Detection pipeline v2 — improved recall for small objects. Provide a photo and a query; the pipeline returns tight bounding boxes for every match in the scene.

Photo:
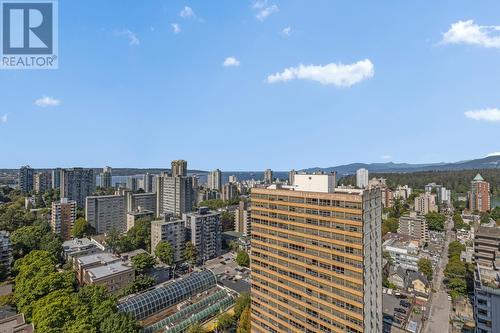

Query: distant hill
[301,155,500,175]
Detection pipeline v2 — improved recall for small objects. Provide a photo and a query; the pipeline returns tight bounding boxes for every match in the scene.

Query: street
[423,217,453,333]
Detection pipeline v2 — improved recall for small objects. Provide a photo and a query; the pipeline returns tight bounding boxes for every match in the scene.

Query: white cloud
[0,114,7,124]
[171,23,181,34]
[223,57,240,67]
[180,6,196,19]
[464,108,500,122]
[34,96,61,107]
[252,0,267,9]
[266,59,374,87]
[282,26,292,36]
[487,152,500,157]
[116,29,139,46]
[256,4,279,21]
[380,155,392,160]
[442,20,500,48]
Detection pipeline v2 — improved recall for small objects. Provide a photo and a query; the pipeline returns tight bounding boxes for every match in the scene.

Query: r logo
[2,2,53,54]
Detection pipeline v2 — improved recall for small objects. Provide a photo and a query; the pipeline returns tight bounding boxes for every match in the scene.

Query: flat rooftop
[76,252,120,266]
[87,262,133,280]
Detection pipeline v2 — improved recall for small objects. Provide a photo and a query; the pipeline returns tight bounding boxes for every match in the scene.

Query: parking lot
[383,291,416,332]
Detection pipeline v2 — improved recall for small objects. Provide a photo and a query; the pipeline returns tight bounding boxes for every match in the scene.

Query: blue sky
[1,0,500,170]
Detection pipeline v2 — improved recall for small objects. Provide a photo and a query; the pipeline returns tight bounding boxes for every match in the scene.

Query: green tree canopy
[425,212,446,231]
[183,241,198,266]
[216,313,233,332]
[186,322,206,333]
[131,253,156,274]
[237,306,251,333]
[155,241,174,266]
[72,217,91,238]
[236,251,250,267]
[417,258,433,280]
[234,292,250,319]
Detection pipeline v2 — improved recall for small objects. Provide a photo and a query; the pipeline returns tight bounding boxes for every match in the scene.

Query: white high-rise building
[86,195,127,233]
[156,173,194,217]
[356,168,369,189]
[207,169,222,191]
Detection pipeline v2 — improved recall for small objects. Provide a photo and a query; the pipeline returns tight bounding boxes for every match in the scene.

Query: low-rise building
[0,313,34,333]
[83,261,135,293]
[62,237,105,261]
[73,252,121,284]
[383,237,420,271]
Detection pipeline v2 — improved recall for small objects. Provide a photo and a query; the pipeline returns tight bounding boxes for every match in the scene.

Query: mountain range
[301,155,500,176]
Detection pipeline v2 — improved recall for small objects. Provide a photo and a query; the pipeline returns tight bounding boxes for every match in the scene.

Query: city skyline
[1,1,500,169]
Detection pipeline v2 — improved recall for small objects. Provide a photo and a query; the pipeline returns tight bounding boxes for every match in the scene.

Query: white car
[447,295,452,301]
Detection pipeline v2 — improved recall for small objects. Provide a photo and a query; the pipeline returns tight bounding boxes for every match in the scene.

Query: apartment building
[150,215,186,263]
[208,169,222,191]
[86,194,127,233]
[398,212,430,245]
[74,252,134,292]
[171,160,187,177]
[184,207,222,264]
[251,174,382,333]
[221,182,238,202]
[60,168,95,208]
[19,165,34,194]
[51,198,77,240]
[469,174,491,213]
[414,192,437,215]
[356,168,368,189]
[34,171,51,193]
[474,226,500,269]
[156,173,194,217]
[235,199,251,236]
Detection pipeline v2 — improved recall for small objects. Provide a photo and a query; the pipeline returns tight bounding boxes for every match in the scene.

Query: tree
[236,251,250,267]
[106,228,121,253]
[186,322,206,333]
[120,275,156,296]
[425,212,446,231]
[100,312,140,333]
[72,217,90,238]
[480,212,491,224]
[216,313,233,332]
[155,241,174,266]
[237,306,251,333]
[417,258,433,280]
[234,292,250,319]
[382,217,399,235]
[31,289,80,332]
[131,253,156,274]
[183,241,198,266]
[221,211,235,231]
[14,250,75,319]
[388,197,406,218]
[452,213,469,231]
[448,241,466,259]
[228,240,240,252]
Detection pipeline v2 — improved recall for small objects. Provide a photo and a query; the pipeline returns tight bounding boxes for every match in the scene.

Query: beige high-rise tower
[171,160,187,177]
[250,174,382,333]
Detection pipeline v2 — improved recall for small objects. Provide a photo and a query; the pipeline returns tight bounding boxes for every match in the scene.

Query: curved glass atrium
[118,269,217,320]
